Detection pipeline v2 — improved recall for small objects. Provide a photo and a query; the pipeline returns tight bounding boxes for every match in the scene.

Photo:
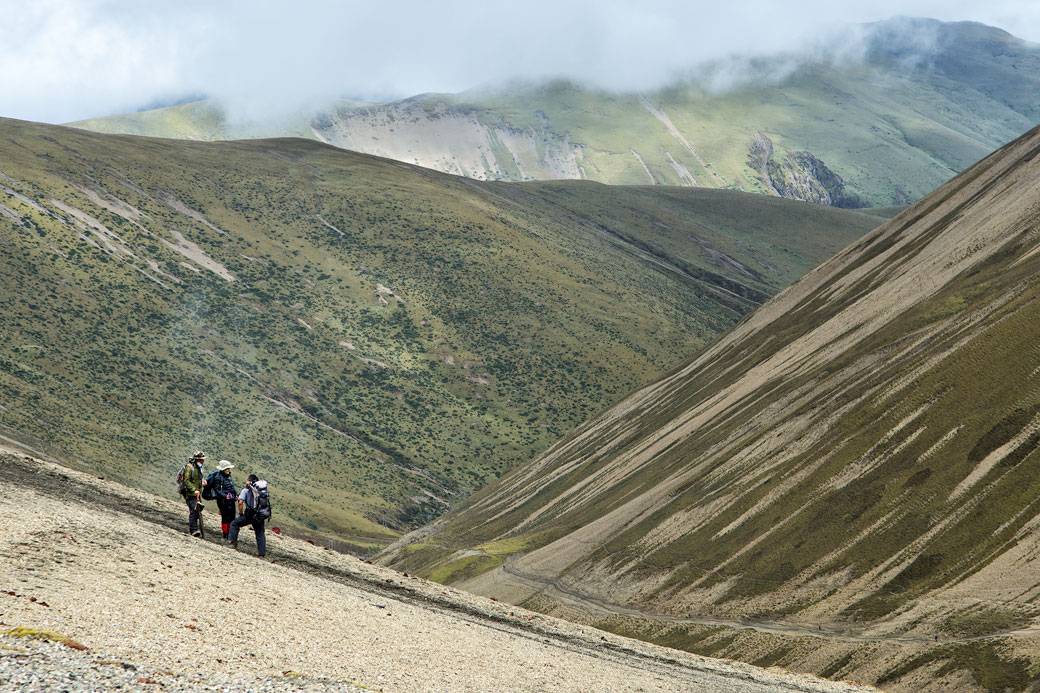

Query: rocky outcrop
[748,132,863,208]
[313,100,584,181]
[747,131,776,192]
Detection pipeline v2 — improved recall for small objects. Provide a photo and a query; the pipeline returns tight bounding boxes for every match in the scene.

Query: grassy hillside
[0,118,877,546]
[71,19,1040,208]
[71,99,316,141]
[383,124,1040,689]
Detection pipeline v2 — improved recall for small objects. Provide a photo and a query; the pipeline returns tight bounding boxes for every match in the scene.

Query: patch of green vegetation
[388,543,456,577]
[942,606,1031,638]
[478,536,534,556]
[968,406,1040,463]
[878,642,1032,692]
[4,627,88,651]
[591,618,740,658]
[427,552,504,584]
[818,651,856,680]
[750,643,799,668]
[402,542,435,555]
[414,535,535,582]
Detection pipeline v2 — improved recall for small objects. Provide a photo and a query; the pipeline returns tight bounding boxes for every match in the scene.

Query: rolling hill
[71,19,1040,208]
[0,118,878,546]
[381,123,1040,690]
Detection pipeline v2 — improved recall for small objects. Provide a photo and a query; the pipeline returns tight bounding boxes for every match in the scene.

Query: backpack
[202,470,219,500]
[249,481,272,520]
[176,464,188,496]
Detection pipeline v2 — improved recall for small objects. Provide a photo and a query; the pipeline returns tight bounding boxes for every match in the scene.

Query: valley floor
[0,452,874,692]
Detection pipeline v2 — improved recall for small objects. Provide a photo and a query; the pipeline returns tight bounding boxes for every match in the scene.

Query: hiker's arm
[237,499,244,516]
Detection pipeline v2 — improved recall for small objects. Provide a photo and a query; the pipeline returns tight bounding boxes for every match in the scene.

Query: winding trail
[499,558,1040,646]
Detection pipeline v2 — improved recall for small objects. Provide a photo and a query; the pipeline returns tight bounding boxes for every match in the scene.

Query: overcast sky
[2,0,1039,124]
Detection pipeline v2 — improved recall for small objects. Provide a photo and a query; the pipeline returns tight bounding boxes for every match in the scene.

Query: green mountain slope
[383,125,1040,689]
[0,118,877,545]
[71,19,1040,208]
[71,99,317,141]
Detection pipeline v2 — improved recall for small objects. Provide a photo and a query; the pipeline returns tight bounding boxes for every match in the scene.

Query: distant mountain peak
[70,18,1040,209]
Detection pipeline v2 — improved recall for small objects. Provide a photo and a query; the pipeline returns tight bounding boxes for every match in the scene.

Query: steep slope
[71,19,1040,208]
[0,452,873,693]
[0,118,877,544]
[385,124,1040,688]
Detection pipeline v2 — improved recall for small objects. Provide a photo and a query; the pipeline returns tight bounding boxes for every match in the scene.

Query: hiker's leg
[222,499,235,536]
[185,495,199,534]
[253,519,266,557]
[216,498,233,537]
[229,514,249,543]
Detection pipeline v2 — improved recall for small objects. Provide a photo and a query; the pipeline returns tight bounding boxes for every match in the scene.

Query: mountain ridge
[70,18,1040,208]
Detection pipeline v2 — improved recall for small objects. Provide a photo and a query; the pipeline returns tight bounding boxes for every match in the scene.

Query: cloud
[2,0,1039,124]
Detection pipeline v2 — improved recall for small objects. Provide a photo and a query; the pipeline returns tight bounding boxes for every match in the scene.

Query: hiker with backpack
[229,473,271,556]
[204,460,237,540]
[178,451,208,537]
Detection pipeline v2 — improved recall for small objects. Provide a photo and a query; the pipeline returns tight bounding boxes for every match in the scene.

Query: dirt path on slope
[499,557,1040,646]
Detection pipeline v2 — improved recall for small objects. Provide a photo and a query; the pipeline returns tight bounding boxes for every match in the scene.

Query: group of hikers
[178,451,271,557]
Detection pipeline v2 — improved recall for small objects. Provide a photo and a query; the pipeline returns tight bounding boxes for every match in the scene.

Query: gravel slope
[0,452,876,692]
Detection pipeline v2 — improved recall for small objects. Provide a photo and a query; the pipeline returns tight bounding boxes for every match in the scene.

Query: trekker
[207,460,237,540]
[229,473,269,557]
[181,451,207,537]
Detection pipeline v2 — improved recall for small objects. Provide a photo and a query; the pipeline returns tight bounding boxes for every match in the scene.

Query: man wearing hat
[209,460,238,540]
[181,451,207,537]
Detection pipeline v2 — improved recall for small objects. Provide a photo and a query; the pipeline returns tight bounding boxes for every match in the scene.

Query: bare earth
[0,452,875,692]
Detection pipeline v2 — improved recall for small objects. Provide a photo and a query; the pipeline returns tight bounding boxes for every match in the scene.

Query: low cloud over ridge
[2,0,1040,124]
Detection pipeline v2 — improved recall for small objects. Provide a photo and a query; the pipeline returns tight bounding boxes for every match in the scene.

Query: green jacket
[182,461,204,495]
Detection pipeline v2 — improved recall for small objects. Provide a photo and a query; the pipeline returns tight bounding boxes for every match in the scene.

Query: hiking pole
[197,500,206,539]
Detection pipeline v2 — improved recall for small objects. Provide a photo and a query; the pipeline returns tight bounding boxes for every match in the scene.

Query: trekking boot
[232,540,238,550]
[191,530,201,538]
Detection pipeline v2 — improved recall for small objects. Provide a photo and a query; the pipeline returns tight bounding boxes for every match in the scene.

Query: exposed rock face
[747,131,776,190]
[313,100,585,181]
[748,132,863,208]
